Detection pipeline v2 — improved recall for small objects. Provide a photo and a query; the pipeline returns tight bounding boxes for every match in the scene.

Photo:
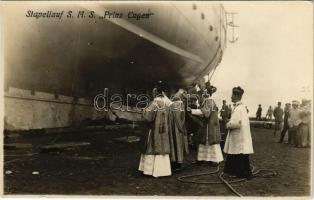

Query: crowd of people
[255,105,275,121]
[256,100,311,148]
[277,100,311,148]
[138,80,254,180]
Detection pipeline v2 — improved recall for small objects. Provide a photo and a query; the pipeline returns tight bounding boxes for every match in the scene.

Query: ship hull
[5,2,226,97]
[3,2,227,129]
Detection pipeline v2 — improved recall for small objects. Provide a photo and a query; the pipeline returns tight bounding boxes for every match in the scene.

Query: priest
[138,81,172,177]
[168,88,189,171]
[191,83,223,166]
[223,86,254,179]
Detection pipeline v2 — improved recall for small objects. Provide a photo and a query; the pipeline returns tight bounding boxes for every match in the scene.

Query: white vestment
[138,154,171,177]
[223,102,254,154]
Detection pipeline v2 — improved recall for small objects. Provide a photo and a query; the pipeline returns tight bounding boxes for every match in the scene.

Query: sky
[210,2,313,117]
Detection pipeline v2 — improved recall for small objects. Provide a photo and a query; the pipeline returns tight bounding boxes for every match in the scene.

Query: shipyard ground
[4,126,311,197]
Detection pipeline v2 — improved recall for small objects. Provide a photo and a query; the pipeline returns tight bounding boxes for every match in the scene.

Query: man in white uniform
[223,87,254,179]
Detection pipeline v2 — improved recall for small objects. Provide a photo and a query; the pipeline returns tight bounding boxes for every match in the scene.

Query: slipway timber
[3,2,227,130]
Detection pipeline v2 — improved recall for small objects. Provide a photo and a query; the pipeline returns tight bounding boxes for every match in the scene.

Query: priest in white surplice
[223,87,254,179]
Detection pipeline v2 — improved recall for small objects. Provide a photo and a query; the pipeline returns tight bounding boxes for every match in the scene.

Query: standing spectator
[224,87,254,179]
[278,103,291,143]
[266,106,273,120]
[295,100,311,148]
[288,101,301,145]
[273,102,284,136]
[220,100,229,135]
[228,104,232,119]
[256,104,262,120]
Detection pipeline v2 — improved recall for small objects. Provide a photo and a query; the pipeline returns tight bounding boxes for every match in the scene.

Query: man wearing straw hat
[288,100,301,145]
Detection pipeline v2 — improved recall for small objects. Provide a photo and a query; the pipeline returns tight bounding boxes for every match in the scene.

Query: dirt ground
[3,126,311,197]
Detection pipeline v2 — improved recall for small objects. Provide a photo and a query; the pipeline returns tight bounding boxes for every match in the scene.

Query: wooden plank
[113,136,140,143]
[4,143,33,150]
[40,142,91,152]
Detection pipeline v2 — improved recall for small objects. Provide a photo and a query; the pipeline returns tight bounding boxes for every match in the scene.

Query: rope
[177,163,277,197]
[177,165,221,184]
[208,64,218,82]
[218,172,244,197]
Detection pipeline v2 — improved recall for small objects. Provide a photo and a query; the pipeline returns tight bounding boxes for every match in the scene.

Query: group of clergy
[138,80,254,180]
